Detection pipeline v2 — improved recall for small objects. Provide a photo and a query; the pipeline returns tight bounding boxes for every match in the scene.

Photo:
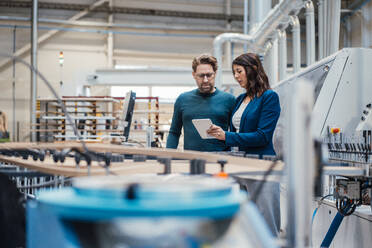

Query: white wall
[2,0,372,141]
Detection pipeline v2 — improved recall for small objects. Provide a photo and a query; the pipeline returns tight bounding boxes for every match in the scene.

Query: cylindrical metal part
[290,15,301,74]
[305,1,315,66]
[213,0,305,88]
[243,0,249,52]
[278,30,287,81]
[30,0,38,142]
[318,0,324,59]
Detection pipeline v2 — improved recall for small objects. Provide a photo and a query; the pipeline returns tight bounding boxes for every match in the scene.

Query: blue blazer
[225,89,281,157]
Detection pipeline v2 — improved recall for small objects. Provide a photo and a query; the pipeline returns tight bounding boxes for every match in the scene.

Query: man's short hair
[192,54,218,72]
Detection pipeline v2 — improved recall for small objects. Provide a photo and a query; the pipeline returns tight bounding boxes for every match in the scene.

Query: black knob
[32,152,38,161]
[39,150,45,161]
[157,157,171,174]
[104,153,112,167]
[126,183,139,200]
[52,152,59,163]
[217,159,227,172]
[74,153,81,165]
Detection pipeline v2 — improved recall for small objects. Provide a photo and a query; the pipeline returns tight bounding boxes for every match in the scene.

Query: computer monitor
[121,91,136,142]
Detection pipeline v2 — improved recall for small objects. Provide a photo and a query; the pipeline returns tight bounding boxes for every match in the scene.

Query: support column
[30,0,38,142]
[12,27,16,141]
[107,0,114,68]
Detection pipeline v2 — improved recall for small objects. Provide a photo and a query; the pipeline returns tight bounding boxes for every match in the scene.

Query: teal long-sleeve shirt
[166,88,235,151]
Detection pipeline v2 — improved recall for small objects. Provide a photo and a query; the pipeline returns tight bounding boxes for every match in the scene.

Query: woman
[207,52,280,158]
[207,53,281,236]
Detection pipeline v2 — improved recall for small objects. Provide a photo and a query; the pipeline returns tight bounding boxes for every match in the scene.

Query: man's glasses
[196,73,215,79]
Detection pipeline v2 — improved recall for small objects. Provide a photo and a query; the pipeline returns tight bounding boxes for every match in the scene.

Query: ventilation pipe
[290,15,301,74]
[264,38,278,86]
[278,30,287,81]
[318,0,324,59]
[249,0,275,85]
[327,0,341,55]
[243,0,249,52]
[305,0,315,66]
[213,0,305,88]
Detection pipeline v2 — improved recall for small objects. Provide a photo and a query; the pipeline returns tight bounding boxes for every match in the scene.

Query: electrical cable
[336,196,357,216]
[311,194,334,226]
[249,159,280,203]
[0,53,115,175]
[310,194,334,247]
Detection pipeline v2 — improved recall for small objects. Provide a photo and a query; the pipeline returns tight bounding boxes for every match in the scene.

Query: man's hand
[207,124,225,141]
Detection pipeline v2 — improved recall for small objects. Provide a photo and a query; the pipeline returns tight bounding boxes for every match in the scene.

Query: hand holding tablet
[192,119,215,139]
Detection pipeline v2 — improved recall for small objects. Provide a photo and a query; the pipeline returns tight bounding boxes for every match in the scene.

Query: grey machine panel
[273,48,372,155]
[273,48,372,248]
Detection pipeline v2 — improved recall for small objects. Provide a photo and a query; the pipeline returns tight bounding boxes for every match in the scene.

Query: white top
[232,102,248,132]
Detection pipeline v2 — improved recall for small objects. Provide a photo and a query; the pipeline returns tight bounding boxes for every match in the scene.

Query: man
[166,54,235,151]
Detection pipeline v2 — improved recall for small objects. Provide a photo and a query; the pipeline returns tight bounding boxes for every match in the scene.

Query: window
[152,86,195,102]
[111,86,149,98]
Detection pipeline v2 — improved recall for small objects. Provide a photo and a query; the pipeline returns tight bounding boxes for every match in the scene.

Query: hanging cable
[0,53,115,175]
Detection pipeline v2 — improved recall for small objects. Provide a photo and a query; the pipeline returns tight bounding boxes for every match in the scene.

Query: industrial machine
[27,174,276,248]
[4,47,372,247]
[274,48,372,247]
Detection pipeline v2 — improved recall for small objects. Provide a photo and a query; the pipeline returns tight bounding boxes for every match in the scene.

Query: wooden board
[38,98,119,102]
[0,142,283,177]
[30,129,123,132]
[0,142,364,178]
[0,155,275,177]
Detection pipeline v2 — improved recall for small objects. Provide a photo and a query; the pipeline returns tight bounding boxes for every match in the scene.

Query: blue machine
[27,174,275,248]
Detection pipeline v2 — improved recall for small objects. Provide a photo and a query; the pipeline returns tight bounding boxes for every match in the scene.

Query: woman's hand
[207,124,225,141]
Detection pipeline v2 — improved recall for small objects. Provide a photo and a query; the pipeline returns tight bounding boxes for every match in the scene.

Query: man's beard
[198,83,214,93]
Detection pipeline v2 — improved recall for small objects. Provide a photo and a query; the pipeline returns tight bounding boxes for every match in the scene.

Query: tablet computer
[192,118,215,139]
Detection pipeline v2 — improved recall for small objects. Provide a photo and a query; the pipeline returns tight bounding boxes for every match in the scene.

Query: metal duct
[0,1,243,21]
[243,0,249,52]
[290,15,301,74]
[326,0,341,56]
[213,0,305,88]
[278,30,287,81]
[318,0,341,58]
[264,38,278,86]
[305,0,315,66]
[318,0,325,59]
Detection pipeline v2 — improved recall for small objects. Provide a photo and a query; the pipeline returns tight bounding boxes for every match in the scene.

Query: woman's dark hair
[232,53,271,98]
